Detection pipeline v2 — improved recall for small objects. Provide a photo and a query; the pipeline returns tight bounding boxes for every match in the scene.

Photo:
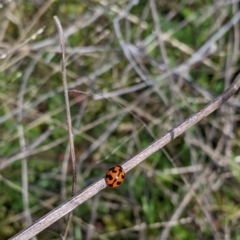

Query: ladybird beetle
[105,165,125,188]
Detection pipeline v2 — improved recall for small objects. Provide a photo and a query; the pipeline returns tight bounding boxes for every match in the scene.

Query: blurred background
[1,0,240,239]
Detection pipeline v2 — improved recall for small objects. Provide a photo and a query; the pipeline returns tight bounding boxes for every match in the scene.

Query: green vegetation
[1,0,240,239]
